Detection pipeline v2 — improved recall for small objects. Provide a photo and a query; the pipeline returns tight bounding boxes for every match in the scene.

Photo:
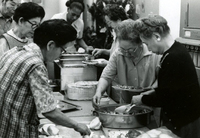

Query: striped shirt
[0,43,57,138]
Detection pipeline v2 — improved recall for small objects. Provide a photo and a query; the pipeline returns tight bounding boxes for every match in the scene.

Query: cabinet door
[188,0,200,28]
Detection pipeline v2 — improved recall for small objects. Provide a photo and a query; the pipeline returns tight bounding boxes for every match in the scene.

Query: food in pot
[125,130,142,138]
[101,108,151,115]
[107,129,142,138]
[116,85,135,89]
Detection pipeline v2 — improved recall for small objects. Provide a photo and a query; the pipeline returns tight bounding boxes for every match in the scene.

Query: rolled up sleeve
[29,65,57,114]
[101,51,118,81]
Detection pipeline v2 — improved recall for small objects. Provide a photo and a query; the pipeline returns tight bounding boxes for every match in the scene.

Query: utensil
[114,104,136,114]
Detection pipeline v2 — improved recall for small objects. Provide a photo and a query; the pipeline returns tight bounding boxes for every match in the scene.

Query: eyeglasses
[119,47,138,54]
[27,20,40,30]
[61,46,67,53]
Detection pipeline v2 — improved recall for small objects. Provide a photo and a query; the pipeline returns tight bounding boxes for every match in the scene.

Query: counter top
[39,92,158,137]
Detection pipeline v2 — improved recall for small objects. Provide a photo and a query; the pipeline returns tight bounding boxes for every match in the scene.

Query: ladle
[114,104,136,114]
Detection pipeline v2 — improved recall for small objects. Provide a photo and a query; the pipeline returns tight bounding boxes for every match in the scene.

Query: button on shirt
[101,44,161,103]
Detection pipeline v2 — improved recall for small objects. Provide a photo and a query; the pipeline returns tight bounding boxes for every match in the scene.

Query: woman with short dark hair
[0,2,45,56]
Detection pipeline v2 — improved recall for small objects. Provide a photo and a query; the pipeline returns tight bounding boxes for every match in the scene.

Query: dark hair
[13,2,45,23]
[115,19,142,44]
[33,19,77,48]
[135,14,170,39]
[103,4,128,22]
[65,0,85,12]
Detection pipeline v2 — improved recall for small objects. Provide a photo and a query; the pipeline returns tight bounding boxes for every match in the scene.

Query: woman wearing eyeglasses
[0,2,45,56]
[92,19,161,105]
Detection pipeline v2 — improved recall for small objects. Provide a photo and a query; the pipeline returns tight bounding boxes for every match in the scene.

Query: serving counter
[39,92,158,138]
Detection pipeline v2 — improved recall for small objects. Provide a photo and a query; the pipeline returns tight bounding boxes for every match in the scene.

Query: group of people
[0,0,200,138]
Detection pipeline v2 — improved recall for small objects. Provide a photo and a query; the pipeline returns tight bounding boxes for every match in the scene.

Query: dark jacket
[142,41,200,128]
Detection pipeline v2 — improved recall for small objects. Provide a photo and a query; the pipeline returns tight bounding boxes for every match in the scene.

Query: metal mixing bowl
[94,104,153,129]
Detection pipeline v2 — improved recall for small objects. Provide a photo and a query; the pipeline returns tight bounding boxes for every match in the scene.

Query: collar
[7,29,28,43]
[23,43,44,61]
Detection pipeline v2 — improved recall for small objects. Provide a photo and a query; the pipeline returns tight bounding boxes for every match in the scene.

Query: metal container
[59,53,88,67]
[94,104,153,129]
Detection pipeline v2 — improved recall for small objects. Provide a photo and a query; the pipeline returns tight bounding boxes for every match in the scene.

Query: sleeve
[0,37,9,57]
[28,65,57,114]
[142,54,180,107]
[73,19,84,39]
[101,51,118,81]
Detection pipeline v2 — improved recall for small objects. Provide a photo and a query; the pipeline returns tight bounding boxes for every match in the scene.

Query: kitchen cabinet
[180,0,200,40]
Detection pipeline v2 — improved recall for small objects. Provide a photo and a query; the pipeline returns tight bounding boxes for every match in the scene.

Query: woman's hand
[92,92,102,109]
[92,48,105,58]
[131,95,143,105]
[95,59,108,67]
[74,123,91,136]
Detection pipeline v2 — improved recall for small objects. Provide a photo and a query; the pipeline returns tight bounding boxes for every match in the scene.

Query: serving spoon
[114,104,136,114]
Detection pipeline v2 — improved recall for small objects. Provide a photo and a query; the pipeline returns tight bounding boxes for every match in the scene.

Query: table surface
[39,92,158,137]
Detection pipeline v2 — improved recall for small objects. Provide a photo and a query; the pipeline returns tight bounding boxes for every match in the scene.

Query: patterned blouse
[0,43,57,138]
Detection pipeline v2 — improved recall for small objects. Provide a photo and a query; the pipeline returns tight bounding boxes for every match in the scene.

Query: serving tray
[38,100,81,118]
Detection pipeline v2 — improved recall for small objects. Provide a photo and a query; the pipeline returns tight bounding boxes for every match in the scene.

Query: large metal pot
[94,104,153,129]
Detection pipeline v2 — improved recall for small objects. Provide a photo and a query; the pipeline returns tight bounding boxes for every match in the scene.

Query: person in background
[0,19,91,138]
[92,4,128,65]
[92,4,129,103]
[0,0,20,36]
[132,14,200,138]
[0,2,45,56]
[51,0,93,53]
[92,19,161,106]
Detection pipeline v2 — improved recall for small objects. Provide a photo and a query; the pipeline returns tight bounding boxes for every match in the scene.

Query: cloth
[0,43,57,138]
[101,44,161,103]
[142,41,200,136]
[51,11,84,53]
[0,13,13,36]
[0,29,30,56]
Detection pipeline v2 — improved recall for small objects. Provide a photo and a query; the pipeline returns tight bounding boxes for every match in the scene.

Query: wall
[159,0,181,39]
[42,0,68,21]
[134,0,159,17]
[134,0,181,39]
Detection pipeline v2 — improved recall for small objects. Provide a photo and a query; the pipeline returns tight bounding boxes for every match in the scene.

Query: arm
[43,109,90,135]
[92,78,111,107]
[76,38,93,53]
[93,52,118,107]
[92,48,110,58]
[29,66,90,135]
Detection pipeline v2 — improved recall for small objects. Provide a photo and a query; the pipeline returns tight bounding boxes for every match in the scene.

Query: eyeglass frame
[60,46,67,53]
[119,46,138,54]
[26,20,40,30]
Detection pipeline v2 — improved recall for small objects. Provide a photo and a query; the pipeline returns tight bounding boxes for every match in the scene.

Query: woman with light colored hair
[93,19,161,105]
[132,14,200,138]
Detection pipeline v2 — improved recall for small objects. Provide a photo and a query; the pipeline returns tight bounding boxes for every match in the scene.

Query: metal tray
[38,100,81,118]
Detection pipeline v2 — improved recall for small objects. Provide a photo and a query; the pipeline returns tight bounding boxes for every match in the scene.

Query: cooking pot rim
[95,104,153,116]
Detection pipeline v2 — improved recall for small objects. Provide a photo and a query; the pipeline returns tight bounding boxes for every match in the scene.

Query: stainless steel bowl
[94,104,153,129]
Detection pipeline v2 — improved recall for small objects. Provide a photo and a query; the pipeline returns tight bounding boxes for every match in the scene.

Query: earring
[157,38,161,41]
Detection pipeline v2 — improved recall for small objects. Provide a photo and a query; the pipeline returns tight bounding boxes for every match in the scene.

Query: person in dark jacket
[132,14,200,138]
